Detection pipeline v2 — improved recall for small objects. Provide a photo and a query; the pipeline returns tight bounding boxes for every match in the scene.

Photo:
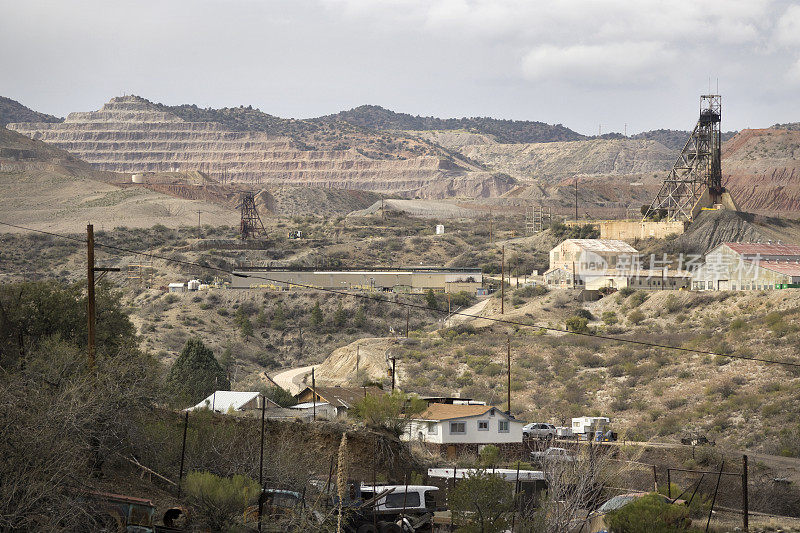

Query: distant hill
[631,129,737,151]
[316,104,586,143]
[772,122,800,131]
[0,96,62,127]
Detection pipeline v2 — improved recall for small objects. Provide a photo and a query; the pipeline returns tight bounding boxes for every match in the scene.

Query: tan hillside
[0,127,238,233]
[419,132,675,182]
[7,96,514,199]
[722,128,800,216]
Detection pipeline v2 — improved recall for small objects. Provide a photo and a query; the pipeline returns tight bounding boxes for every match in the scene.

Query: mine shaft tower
[644,94,724,222]
[238,191,267,239]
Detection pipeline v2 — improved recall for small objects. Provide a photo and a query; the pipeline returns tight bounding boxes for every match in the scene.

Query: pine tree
[333,302,347,328]
[166,338,230,404]
[272,303,286,331]
[425,289,438,310]
[310,301,324,329]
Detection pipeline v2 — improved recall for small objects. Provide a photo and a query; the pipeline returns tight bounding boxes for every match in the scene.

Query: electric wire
[2,219,799,369]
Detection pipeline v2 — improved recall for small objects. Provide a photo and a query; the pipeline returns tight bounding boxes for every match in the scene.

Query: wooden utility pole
[87,224,96,370]
[742,455,749,532]
[405,308,409,338]
[390,357,396,392]
[258,397,266,532]
[501,245,505,314]
[506,336,511,414]
[197,209,201,237]
[178,410,188,496]
[312,368,316,421]
[356,345,360,377]
[574,178,578,221]
[86,224,119,370]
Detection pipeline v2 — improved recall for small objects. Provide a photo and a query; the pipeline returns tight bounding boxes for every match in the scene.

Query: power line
[2,219,799,369]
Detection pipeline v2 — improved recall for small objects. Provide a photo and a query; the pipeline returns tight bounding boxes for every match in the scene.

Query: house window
[427,422,437,435]
[450,422,466,434]
[498,420,510,433]
[478,420,489,431]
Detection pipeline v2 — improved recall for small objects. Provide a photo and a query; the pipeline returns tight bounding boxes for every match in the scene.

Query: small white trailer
[571,416,610,437]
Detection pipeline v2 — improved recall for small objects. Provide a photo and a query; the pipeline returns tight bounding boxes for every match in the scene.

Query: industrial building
[230,267,483,293]
[692,242,800,290]
[545,239,692,290]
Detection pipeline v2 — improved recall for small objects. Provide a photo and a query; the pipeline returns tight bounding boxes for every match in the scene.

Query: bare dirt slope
[0,127,238,233]
[723,128,800,216]
[666,209,800,254]
[314,337,399,385]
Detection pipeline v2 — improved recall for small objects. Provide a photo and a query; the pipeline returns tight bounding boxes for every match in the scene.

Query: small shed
[168,283,186,293]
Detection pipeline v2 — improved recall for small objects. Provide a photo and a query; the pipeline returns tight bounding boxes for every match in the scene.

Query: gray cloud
[1,0,799,134]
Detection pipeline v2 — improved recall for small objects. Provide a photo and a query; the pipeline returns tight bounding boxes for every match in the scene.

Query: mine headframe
[643,95,723,223]
[237,191,267,239]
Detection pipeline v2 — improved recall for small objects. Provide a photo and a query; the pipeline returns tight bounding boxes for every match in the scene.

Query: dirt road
[272,364,318,395]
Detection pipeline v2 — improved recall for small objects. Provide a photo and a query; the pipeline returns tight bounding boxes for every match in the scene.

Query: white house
[187,391,279,414]
[289,401,338,420]
[168,282,186,293]
[403,404,523,445]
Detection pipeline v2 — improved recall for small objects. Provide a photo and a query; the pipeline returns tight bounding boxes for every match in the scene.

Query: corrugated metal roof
[745,260,800,276]
[414,403,503,421]
[188,391,276,412]
[297,386,384,408]
[724,243,800,256]
[565,239,639,254]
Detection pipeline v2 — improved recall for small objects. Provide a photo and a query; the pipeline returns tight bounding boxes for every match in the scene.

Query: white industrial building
[692,242,800,290]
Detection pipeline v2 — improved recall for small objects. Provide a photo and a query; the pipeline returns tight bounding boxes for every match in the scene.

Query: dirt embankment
[723,128,800,216]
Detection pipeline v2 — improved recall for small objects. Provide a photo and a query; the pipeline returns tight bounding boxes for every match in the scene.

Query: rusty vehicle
[83,491,156,533]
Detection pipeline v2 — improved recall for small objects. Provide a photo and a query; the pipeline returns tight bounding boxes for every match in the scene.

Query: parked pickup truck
[530,447,575,464]
[523,422,557,439]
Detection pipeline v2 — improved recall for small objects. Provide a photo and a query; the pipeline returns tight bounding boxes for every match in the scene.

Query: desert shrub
[350,391,426,436]
[627,309,645,325]
[450,291,475,308]
[478,445,500,467]
[576,351,603,368]
[515,284,548,298]
[450,470,513,533]
[618,287,635,297]
[604,493,691,533]
[628,291,648,307]
[729,317,746,330]
[565,316,589,333]
[184,471,260,531]
[602,311,618,325]
[575,308,594,320]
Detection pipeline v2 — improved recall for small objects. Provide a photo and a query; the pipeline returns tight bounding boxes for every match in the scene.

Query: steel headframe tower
[238,191,267,239]
[644,94,723,222]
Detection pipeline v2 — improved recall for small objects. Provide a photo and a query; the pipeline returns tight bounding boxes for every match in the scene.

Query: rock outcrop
[7,96,513,199]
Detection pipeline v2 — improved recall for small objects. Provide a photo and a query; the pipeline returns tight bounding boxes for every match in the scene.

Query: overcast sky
[2,0,800,135]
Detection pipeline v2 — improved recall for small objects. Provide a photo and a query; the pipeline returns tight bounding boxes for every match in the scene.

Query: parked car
[530,447,575,464]
[523,422,557,439]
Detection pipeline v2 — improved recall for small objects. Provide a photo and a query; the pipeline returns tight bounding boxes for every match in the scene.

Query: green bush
[604,493,692,533]
[575,308,594,320]
[426,289,438,310]
[618,287,635,297]
[602,311,618,325]
[628,309,645,325]
[450,470,513,533]
[565,316,589,333]
[629,291,649,307]
[184,471,260,531]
